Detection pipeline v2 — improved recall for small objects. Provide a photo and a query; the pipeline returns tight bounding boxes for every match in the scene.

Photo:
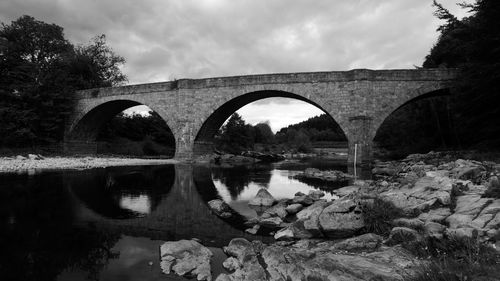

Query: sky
[0,0,471,132]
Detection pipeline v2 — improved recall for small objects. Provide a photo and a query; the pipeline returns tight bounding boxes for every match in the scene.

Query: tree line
[215,112,346,154]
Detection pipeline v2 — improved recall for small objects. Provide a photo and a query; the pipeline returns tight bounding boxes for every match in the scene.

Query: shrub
[362,197,403,236]
[404,236,500,281]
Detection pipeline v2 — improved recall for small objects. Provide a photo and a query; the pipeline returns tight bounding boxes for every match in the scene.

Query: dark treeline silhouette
[215,112,346,154]
[376,0,500,158]
[0,16,127,150]
[97,111,175,156]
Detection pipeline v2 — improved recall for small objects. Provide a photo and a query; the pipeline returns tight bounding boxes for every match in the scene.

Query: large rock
[392,218,425,230]
[208,199,232,218]
[318,197,365,238]
[217,239,267,281]
[333,185,361,197]
[248,188,276,206]
[418,207,451,223]
[330,233,383,252]
[308,190,325,200]
[263,201,288,218]
[292,194,315,206]
[296,200,329,236]
[424,222,446,239]
[386,227,422,245]
[274,220,314,240]
[380,173,454,215]
[160,239,213,281]
[261,243,418,281]
[285,203,303,215]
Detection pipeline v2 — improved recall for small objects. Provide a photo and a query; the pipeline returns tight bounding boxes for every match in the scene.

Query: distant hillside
[275,114,347,142]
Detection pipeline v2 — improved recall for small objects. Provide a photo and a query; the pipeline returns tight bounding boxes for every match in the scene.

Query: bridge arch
[372,86,451,141]
[371,87,452,158]
[66,99,176,155]
[192,90,348,156]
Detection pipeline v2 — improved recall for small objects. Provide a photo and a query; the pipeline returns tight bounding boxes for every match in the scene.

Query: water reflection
[211,166,339,218]
[0,161,354,281]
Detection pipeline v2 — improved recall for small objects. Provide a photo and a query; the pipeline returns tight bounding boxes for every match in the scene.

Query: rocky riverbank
[0,155,177,174]
[164,152,500,281]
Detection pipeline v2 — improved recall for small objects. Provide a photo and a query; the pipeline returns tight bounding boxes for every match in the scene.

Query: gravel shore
[0,156,178,174]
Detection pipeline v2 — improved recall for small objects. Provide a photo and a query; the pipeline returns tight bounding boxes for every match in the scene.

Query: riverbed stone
[160,239,213,281]
[222,257,241,271]
[333,185,361,197]
[261,243,418,281]
[245,224,260,235]
[418,207,451,223]
[259,217,283,228]
[248,188,276,206]
[263,201,288,218]
[292,194,315,206]
[392,218,425,230]
[218,239,267,281]
[330,233,383,252]
[285,203,303,214]
[296,200,329,236]
[274,220,314,240]
[308,190,325,200]
[318,197,365,238]
[386,227,422,245]
[424,222,446,239]
[208,199,232,218]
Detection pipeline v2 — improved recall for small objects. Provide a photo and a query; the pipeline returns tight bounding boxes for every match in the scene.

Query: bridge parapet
[74,68,457,99]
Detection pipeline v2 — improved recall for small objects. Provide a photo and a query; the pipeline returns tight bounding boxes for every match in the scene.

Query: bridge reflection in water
[66,164,268,247]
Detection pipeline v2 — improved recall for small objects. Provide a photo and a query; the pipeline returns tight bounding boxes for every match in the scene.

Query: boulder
[330,233,383,252]
[222,257,240,271]
[418,208,451,223]
[296,200,329,236]
[160,239,213,281]
[274,220,314,240]
[292,194,315,206]
[318,197,365,238]
[245,224,260,235]
[259,217,283,228]
[308,190,325,200]
[261,243,418,281]
[208,199,232,218]
[445,227,478,239]
[333,185,361,197]
[218,239,267,281]
[263,201,288,218]
[386,227,422,245]
[248,188,276,206]
[285,203,303,215]
[424,222,446,239]
[392,218,425,230]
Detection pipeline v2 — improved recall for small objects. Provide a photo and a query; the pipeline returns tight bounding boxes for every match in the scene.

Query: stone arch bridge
[65,68,456,164]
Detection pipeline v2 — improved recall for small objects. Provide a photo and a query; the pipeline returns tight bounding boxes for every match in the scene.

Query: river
[0,160,366,281]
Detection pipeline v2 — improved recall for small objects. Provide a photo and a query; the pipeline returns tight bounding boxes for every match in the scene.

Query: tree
[424,0,500,149]
[254,122,275,144]
[0,15,127,148]
[71,34,127,88]
[216,113,255,154]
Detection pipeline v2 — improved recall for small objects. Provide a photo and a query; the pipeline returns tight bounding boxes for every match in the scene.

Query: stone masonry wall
[66,69,457,163]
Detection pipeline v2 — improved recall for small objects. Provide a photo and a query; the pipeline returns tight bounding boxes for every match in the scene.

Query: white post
[353,143,358,179]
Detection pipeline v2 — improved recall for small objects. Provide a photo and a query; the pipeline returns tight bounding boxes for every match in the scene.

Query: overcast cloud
[0,0,470,130]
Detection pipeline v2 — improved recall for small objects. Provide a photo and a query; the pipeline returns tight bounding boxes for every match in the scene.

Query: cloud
[0,0,471,84]
[237,98,324,132]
